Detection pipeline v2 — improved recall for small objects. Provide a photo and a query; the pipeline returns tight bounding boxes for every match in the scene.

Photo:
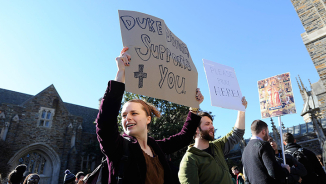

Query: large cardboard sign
[258,73,296,118]
[203,59,245,111]
[119,10,198,107]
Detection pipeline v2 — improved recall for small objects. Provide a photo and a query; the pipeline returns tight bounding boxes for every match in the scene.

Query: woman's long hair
[127,99,161,130]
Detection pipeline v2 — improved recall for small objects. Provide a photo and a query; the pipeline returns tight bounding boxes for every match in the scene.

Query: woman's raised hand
[115,47,131,83]
[116,47,131,70]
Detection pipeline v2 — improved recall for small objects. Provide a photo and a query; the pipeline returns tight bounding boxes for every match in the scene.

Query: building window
[81,154,96,172]
[19,152,47,174]
[38,107,55,127]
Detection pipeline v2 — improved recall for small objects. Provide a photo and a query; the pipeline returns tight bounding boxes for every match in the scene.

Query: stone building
[0,85,100,184]
[290,0,326,152]
[290,0,326,118]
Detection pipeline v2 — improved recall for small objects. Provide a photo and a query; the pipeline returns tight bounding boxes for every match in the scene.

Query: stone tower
[291,1,326,118]
[291,0,326,87]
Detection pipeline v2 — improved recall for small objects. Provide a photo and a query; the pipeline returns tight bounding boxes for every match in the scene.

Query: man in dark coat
[242,120,290,184]
[283,132,326,184]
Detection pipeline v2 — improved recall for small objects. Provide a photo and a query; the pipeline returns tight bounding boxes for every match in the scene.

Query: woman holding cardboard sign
[95,47,204,184]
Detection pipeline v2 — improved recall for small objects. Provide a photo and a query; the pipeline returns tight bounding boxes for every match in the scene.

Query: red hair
[128,99,161,118]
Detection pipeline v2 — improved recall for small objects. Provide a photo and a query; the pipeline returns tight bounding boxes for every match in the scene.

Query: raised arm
[214,97,247,155]
[115,47,130,83]
[96,81,125,157]
[96,47,130,158]
[234,96,247,130]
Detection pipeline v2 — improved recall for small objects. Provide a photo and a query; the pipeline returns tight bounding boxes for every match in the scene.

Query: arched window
[19,152,47,174]
[41,110,46,119]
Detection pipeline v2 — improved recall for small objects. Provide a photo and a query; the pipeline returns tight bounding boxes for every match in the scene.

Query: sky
[0,1,320,139]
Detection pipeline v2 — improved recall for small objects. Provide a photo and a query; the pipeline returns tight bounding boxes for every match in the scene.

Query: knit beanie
[8,164,27,184]
[64,170,76,184]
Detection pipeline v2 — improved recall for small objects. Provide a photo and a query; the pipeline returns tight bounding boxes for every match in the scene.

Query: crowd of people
[4,47,326,184]
[4,166,86,184]
[5,165,41,184]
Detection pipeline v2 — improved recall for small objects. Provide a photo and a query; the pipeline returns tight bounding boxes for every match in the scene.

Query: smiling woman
[95,47,204,184]
[122,99,160,136]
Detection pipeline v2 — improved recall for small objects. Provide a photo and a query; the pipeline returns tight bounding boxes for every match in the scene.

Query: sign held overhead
[203,59,245,111]
[119,10,198,107]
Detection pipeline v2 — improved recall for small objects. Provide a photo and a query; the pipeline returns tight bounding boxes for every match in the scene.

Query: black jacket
[284,143,326,184]
[242,139,289,184]
[274,151,307,184]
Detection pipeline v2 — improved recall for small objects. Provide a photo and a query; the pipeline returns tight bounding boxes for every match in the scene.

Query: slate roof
[0,87,98,134]
[0,88,32,105]
[64,103,98,134]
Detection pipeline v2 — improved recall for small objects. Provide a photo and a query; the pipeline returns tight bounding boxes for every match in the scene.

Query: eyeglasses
[268,138,275,142]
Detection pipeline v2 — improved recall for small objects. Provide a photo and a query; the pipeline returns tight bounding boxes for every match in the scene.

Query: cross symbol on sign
[134,64,147,88]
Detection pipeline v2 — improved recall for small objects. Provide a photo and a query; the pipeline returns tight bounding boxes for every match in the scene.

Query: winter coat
[242,139,289,184]
[284,143,326,184]
[274,151,307,184]
[178,128,245,184]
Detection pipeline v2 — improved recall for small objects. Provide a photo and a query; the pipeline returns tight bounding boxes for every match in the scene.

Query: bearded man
[178,97,247,184]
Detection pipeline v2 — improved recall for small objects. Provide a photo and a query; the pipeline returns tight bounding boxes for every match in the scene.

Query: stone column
[71,131,76,148]
[311,112,326,149]
[0,122,10,141]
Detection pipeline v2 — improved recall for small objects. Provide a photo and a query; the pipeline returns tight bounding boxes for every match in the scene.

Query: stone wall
[291,0,326,89]
[291,0,326,34]
[0,84,100,184]
[305,36,326,87]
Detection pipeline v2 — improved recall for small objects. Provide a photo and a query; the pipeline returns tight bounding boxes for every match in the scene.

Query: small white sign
[203,59,245,111]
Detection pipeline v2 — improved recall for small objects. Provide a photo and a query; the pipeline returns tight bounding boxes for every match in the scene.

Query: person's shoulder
[211,141,223,150]
[182,148,197,158]
[180,151,197,164]
[249,139,266,147]
[302,147,313,153]
[302,148,317,157]
[252,140,272,153]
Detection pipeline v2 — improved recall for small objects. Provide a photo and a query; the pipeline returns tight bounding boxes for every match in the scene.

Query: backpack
[84,138,130,184]
[285,148,318,179]
[287,148,313,170]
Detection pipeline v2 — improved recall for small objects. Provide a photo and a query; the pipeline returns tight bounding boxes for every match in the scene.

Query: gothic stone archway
[8,143,60,184]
